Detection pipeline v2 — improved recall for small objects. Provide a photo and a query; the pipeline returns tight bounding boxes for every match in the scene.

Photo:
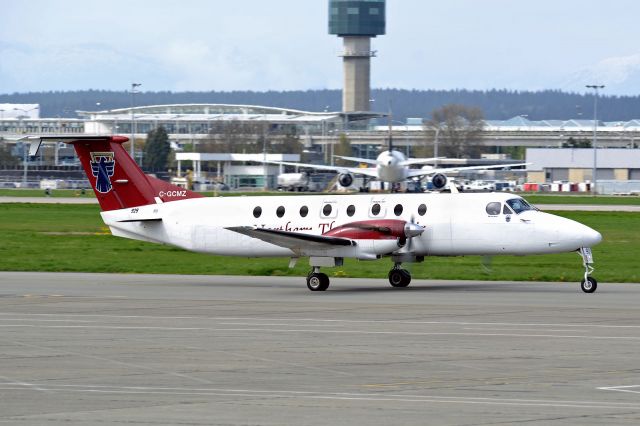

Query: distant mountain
[2,88,639,122]
[561,53,640,96]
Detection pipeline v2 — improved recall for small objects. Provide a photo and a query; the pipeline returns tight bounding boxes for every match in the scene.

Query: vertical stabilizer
[28,136,203,211]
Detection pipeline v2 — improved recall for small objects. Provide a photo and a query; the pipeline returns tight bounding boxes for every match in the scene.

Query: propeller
[402,214,424,252]
[401,214,425,275]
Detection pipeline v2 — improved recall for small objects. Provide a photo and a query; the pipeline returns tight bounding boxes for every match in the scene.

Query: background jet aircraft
[262,117,527,190]
[263,150,527,190]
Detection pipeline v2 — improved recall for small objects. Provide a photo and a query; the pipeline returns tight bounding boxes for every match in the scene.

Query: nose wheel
[578,248,597,293]
[388,264,411,288]
[581,276,597,293]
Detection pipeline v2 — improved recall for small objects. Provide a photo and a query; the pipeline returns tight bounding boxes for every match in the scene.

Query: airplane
[27,135,602,293]
[259,135,528,191]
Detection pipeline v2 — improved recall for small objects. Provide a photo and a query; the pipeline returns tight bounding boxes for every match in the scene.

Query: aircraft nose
[582,226,602,247]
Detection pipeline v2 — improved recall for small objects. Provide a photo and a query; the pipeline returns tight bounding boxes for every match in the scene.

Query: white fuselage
[374,150,409,183]
[101,193,602,260]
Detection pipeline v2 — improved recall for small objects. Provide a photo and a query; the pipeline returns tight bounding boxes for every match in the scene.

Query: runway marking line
[1,382,640,410]
[463,327,590,333]
[599,385,640,394]
[1,323,640,341]
[0,312,639,329]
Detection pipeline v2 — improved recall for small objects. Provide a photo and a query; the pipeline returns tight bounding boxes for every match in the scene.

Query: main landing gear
[307,267,330,291]
[388,263,411,288]
[578,247,597,293]
[305,258,344,291]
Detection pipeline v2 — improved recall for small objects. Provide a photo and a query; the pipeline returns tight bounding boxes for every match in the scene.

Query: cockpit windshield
[506,198,536,214]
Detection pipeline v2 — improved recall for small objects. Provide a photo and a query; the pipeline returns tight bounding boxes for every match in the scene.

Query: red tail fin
[30,136,202,211]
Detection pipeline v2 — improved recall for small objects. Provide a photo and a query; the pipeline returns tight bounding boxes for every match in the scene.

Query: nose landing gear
[578,247,597,293]
[581,276,597,293]
[388,263,411,288]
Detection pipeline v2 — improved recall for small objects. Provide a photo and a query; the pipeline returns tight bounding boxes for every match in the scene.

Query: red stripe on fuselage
[323,219,407,240]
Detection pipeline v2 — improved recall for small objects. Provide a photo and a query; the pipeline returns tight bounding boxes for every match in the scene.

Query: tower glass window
[328,0,386,36]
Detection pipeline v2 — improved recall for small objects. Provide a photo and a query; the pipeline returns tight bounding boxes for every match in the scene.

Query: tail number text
[159,190,187,198]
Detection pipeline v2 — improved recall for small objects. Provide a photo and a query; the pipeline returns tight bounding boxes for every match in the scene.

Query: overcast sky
[2,0,640,95]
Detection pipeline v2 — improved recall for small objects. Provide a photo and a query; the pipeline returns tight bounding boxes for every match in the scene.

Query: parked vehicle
[462,180,496,192]
[277,173,310,192]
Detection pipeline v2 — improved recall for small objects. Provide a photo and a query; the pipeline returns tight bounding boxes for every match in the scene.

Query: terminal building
[526,148,640,194]
[2,103,640,191]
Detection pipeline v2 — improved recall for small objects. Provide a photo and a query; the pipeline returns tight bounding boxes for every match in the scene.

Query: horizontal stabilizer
[116,218,162,223]
[23,135,129,156]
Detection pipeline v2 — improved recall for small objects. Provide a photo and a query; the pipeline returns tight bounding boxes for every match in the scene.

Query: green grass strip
[0,203,636,283]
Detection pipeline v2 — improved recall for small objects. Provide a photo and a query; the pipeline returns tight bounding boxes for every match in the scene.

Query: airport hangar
[2,103,640,189]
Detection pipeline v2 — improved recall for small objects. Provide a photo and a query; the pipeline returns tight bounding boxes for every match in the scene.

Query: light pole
[130,83,142,162]
[263,129,268,191]
[586,84,604,194]
[433,127,440,167]
[95,102,101,135]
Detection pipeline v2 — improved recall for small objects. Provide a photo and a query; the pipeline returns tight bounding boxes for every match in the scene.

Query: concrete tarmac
[1,272,640,425]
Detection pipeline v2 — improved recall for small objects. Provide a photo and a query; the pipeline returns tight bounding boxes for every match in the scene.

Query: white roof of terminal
[0,103,40,119]
[77,103,343,123]
[175,153,300,162]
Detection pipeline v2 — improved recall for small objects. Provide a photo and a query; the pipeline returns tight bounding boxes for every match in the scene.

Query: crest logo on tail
[90,152,115,193]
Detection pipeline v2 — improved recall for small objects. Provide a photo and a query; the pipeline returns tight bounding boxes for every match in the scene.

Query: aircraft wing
[261,160,380,178]
[333,155,381,166]
[406,162,530,178]
[226,226,354,251]
[399,157,443,166]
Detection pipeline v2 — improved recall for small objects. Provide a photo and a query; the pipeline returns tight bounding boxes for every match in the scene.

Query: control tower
[329,0,385,112]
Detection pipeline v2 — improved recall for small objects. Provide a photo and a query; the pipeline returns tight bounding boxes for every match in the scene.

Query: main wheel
[400,269,411,286]
[581,276,597,293]
[388,269,411,288]
[307,272,330,291]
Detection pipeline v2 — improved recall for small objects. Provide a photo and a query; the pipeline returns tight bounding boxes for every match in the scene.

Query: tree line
[2,88,639,122]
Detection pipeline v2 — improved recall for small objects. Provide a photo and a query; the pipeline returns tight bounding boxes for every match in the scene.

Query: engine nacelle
[338,173,354,187]
[431,173,448,189]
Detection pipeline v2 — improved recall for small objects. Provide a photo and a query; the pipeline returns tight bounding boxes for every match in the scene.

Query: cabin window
[276,206,285,218]
[503,204,513,215]
[300,206,308,217]
[506,198,535,214]
[418,204,427,216]
[346,204,356,217]
[371,203,381,216]
[394,204,403,216]
[323,204,332,216]
[486,202,501,215]
[253,206,262,218]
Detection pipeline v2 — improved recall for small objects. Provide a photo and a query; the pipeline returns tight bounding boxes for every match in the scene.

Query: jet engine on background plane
[431,173,448,189]
[338,173,354,187]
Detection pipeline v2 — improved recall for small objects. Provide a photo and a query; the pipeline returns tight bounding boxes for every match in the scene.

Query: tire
[307,272,330,291]
[581,277,597,293]
[389,269,410,288]
[400,269,411,286]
